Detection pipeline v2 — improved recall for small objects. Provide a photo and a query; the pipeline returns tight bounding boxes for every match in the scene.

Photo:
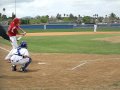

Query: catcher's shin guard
[20,58,32,72]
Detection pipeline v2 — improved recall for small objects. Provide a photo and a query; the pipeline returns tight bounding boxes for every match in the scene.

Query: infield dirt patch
[26,32,120,36]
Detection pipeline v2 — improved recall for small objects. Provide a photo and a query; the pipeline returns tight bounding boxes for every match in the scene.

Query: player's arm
[23,50,30,58]
[17,31,25,36]
[17,26,26,36]
[19,27,26,35]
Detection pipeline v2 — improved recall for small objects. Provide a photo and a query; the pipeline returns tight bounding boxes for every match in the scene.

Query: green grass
[18,34,120,54]
[1,28,120,54]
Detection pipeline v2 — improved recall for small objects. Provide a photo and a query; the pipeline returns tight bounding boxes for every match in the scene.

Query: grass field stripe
[0,46,10,52]
[71,61,87,70]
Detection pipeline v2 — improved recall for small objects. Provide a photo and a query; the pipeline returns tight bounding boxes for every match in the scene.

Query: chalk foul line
[0,46,10,52]
[71,61,87,70]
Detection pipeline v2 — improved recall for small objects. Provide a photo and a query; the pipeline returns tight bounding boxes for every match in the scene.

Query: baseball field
[1,28,120,90]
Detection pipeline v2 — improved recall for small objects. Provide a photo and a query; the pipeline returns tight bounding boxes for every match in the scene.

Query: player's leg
[10,57,32,72]
[5,36,18,61]
[9,36,18,49]
[11,65,17,71]
[19,57,32,72]
[94,24,97,32]
[10,61,18,71]
[10,57,21,71]
[10,55,25,71]
[5,49,14,61]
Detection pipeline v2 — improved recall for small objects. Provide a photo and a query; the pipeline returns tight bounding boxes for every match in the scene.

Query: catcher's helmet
[20,41,27,48]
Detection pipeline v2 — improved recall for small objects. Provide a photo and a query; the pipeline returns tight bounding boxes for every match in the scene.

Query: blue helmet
[20,41,27,48]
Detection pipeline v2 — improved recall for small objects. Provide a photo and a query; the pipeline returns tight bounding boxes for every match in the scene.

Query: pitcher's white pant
[94,24,97,32]
[5,36,18,60]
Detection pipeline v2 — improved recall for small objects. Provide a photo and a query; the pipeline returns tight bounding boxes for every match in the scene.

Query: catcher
[9,41,32,72]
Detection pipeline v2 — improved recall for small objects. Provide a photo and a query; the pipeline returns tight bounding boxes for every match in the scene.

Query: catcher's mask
[20,41,27,48]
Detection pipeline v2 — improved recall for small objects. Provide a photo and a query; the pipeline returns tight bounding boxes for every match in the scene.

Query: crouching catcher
[9,41,32,72]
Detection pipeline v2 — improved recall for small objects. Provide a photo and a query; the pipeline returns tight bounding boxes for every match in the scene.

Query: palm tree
[2,8,6,20]
[94,14,98,19]
[3,8,5,13]
[104,15,109,23]
[78,14,81,19]
[109,13,116,23]
[64,14,66,17]
[67,14,69,17]
[110,13,116,18]
[96,14,98,18]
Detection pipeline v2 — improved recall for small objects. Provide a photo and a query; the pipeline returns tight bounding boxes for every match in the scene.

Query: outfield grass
[1,28,120,54]
[18,34,120,54]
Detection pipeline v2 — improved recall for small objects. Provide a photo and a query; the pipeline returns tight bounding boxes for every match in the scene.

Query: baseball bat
[17,32,26,41]
[17,36,22,41]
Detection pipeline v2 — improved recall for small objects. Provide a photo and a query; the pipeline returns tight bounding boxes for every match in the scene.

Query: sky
[0,0,120,18]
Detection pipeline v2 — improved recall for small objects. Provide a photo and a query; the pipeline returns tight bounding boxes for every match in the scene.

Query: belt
[14,54,25,58]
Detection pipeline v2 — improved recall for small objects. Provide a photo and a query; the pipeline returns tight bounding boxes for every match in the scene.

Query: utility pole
[15,0,16,17]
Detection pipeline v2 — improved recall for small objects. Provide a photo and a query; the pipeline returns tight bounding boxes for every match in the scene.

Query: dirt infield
[1,32,120,90]
[26,32,120,36]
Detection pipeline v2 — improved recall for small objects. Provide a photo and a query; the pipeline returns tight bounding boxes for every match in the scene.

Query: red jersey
[7,22,20,36]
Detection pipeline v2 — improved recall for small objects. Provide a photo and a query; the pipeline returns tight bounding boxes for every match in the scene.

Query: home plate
[38,62,46,65]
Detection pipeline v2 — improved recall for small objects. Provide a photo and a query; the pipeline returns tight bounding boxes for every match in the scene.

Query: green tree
[63,17,70,22]
[69,13,74,20]
[82,16,91,24]
[3,8,5,12]
[21,19,30,24]
[98,17,104,23]
[109,13,117,23]
[56,13,62,20]
[40,16,49,23]
[64,14,66,17]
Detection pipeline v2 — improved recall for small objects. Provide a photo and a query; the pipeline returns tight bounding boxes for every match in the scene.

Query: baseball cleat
[11,65,17,71]
[20,67,28,72]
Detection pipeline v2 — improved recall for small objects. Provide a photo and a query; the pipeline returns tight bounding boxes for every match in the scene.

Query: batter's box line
[70,61,88,70]
[70,58,120,70]
[0,46,10,52]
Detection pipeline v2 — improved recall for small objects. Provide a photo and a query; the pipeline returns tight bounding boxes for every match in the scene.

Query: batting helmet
[20,41,27,48]
[13,18,20,25]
